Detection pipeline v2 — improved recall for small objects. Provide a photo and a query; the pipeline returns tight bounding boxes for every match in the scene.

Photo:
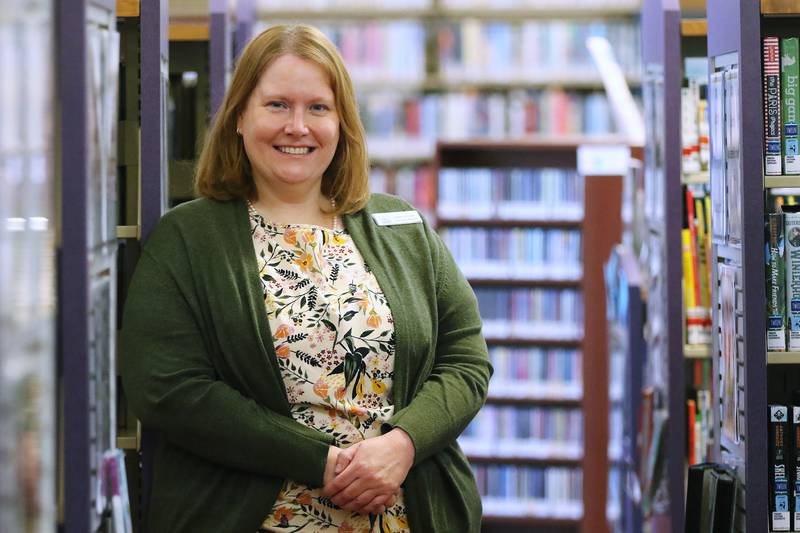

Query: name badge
[371,210,423,226]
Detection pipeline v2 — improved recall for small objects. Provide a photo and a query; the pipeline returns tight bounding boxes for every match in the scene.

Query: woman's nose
[284,109,309,135]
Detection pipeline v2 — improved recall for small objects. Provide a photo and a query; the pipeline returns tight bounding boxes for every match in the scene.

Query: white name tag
[371,210,423,226]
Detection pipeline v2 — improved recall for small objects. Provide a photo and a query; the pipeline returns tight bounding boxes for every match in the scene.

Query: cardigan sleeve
[120,248,333,487]
[383,225,492,465]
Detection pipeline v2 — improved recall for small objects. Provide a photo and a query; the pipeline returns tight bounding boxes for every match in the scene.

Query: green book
[783,37,800,174]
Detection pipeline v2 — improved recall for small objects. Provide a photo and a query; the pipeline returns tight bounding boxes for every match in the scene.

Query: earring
[236,128,242,135]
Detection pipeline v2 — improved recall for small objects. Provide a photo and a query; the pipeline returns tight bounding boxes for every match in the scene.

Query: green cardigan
[120,194,492,533]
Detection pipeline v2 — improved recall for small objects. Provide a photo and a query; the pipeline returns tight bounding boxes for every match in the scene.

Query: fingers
[323,446,341,487]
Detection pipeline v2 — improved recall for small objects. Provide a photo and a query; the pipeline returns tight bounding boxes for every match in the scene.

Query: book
[711,468,737,533]
[686,464,708,532]
[793,404,800,531]
[767,212,787,351]
[770,404,791,531]
[688,399,697,465]
[783,37,800,175]
[785,207,800,351]
[765,36,783,175]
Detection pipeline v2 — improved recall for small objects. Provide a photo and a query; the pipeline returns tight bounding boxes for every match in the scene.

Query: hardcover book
[767,212,786,351]
[765,36,783,175]
[783,37,800,175]
[785,207,800,350]
[771,404,791,531]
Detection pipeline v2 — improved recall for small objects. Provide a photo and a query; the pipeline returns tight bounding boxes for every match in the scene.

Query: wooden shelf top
[766,175,800,188]
[438,135,629,152]
[468,277,581,288]
[485,395,582,407]
[437,217,583,228]
[466,454,581,466]
[117,0,139,17]
[169,19,210,41]
[768,351,800,364]
[685,344,711,359]
[680,19,707,37]
[761,0,800,15]
[485,336,582,347]
[481,514,580,526]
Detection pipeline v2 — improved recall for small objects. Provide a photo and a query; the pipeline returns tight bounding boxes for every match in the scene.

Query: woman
[121,24,491,533]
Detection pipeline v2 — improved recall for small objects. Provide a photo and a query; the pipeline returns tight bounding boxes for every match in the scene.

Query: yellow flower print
[395,516,409,528]
[313,378,329,398]
[357,297,369,310]
[367,311,381,328]
[332,234,347,246]
[370,377,386,395]
[275,344,290,359]
[347,403,366,417]
[274,323,293,339]
[338,523,354,533]
[334,386,346,400]
[283,228,297,245]
[294,252,313,272]
[303,229,316,243]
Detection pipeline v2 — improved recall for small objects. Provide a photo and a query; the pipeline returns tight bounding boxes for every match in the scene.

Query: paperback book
[786,207,800,350]
[765,36,783,175]
[771,404,791,531]
[783,37,800,175]
[767,212,786,351]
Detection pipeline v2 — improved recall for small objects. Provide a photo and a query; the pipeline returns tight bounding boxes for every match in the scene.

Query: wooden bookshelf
[680,18,707,36]
[117,0,139,17]
[761,0,800,15]
[765,175,800,188]
[169,19,209,41]
[767,352,800,364]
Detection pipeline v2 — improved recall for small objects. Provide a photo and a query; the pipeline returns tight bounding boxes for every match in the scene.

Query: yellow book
[682,229,697,309]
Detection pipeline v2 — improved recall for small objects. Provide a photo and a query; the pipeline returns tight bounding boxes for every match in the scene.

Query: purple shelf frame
[235,0,255,59]
[210,0,231,118]
[707,1,768,531]
[641,0,684,531]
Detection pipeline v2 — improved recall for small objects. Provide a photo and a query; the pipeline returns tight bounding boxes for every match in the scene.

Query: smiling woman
[120,23,491,533]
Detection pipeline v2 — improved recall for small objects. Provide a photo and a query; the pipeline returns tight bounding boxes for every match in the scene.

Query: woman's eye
[266,101,287,109]
[310,103,329,112]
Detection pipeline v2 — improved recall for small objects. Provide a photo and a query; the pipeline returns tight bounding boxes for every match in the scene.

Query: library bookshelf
[436,140,625,532]
[706,0,800,531]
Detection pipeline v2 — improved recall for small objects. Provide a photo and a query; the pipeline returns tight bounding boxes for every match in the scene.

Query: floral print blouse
[249,204,410,533]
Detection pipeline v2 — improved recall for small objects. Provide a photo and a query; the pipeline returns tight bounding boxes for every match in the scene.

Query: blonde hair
[194,24,370,215]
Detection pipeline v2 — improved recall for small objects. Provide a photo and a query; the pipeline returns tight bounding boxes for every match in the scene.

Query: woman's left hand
[322,428,415,514]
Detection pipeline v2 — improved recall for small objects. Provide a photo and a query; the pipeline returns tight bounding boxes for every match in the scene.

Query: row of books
[471,464,582,502]
[437,168,583,220]
[259,21,427,83]
[474,287,582,323]
[769,404,800,531]
[461,405,582,443]
[437,20,640,80]
[440,227,581,278]
[488,347,581,385]
[359,89,613,140]
[765,210,800,351]
[369,166,436,214]
[763,36,800,176]
[683,185,713,346]
[681,79,710,175]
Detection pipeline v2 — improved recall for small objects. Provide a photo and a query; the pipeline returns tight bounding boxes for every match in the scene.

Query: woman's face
[237,53,340,195]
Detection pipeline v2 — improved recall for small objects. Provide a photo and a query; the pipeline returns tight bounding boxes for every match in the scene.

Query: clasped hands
[321,428,415,516]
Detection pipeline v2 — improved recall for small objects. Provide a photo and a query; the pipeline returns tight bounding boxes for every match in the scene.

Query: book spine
[687,399,697,465]
[793,405,800,531]
[783,37,800,175]
[771,404,791,531]
[768,212,787,351]
[787,213,800,350]
[766,36,784,175]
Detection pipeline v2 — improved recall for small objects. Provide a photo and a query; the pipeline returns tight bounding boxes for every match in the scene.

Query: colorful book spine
[682,228,701,342]
[771,404,791,532]
[793,405,800,531]
[786,210,800,350]
[766,37,784,175]
[783,37,800,175]
[687,399,697,465]
[767,212,787,351]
